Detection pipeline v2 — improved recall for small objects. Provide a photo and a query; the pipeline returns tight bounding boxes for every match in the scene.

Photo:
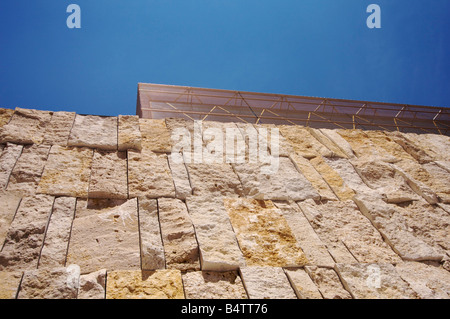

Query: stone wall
[0,107,449,299]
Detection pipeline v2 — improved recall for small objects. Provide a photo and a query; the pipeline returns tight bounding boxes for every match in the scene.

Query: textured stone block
[106,270,184,299]
[167,154,192,199]
[185,196,245,271]
[78,269,106,299]
[43,111,76,146]
[0,194,54,271]
[66,198,140,274]
[402,132,450,162]
[387,131,433,164]
[128,150,176,198]
[335,263,418,299]
[0,271,22,299]
[0,143,23,189]
[366,130,416,162]
[37,145,93,198]
[395,262,450,299]
[0,108,14,128]
[305,266,352,299]
[279,125,334,158]
[309,156,355,201]
[421,161,450,203]
[274,201,335,267]
[138,197,165,270]
[307,127,348,158]
[239,266,297,299]
[38,197,76,268]
[139,118,172,152]
[18,267,79,299]
[182,271,248,299]
[88,150,128,199]
[320,128,356,159]
[158,197,200,271]
[284,268,323,299]
[118,115,142,151]
[225,198,308,267]
[0,189,22,248]
[7,144,51,195]
[68,114,117,150]
[0,108,52,145]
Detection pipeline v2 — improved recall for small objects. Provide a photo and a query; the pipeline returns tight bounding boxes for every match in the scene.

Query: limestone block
[0,108,52,145]
[435,160,450,173]
[255,123,295,157]
[290,153,337,201]
[403,132,450,161]
[166,118,199,155]
[353,194,443,261]
[43,111,76,146]
[185,196,245,271]
[0,189,22,248]
[106,269,184,299]
[335,263,418,299]
[224,198,308,267]
[233,157,319,201]
[88,150,128,199]
[138,197,165,270]
[182,271,248,299]
[118,115,142,151]
[17,267,79,299]
[279,125,333,158]
[202,121,245,163]
[298,199,400,264]
[37,145,93,198]
[78,269,106,299]
[167,154,192,199]
[422,161,450,203]
[0,194,54,271]
[387,131,433,164]
[68,114,117,150]
[128,150,176,198]
[351,160,420,203]
[274,201,335,267]
[284,268,323,299]
[0,271,22,299]
[0,108,14,128]
[320,128,356,159]
[307,127,348,158]
[38,197,76,268]
[366,130,416,162]
[0,143,23,189]
[239,266,297,299]
[395,262,450,299]
[309,156,355,201]
[7,144,51,195]
[304,266,352,299]
[186,162,243,197]
[66,198,140,274]
[158,197,200,271]
[140,118,172,153]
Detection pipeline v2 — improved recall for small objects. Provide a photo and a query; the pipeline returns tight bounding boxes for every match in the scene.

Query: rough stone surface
[387,131,434,164]
[403,132,450,161]
[239,266,297,299]
[335,263,419,299]
[274,201,335,267]
[106,269,184,299]
[0,194,54,271]
[0,108,14,128]
[66,198,140,274]
[43,111,76,146]
[7,144,51,195]
[68,115,117,150]
[365,130,416,162]
[78,269,106,299]
[395,262,450,299]
[167,154,192,199]
[0,189,22,249]
[88,150,128,199]
[140,118,172,152]
[0,108,52,145]
[0,271,22,299]
[37,145,93,198]
[182,271,248,299]
[289,153,337,201]
[298,199,400,264]
[185,196,245,271]
[0,143,23,189]
[310,156,355,201]
[158,197,200,271]
[320,128,356,159]
[353,194,443,261]
[225,198,307,267]
[138,197,166,270]
[38,197,76,268]
[128,150,176,198]
[284,268,323,299]
[304,265,352,299]
[118,115,142,151]
[17,267,79,299]
[279,125,334,158]
[307,127,348,158]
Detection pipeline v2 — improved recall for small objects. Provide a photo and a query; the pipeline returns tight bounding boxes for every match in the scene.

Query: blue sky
[0,1,449,116]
